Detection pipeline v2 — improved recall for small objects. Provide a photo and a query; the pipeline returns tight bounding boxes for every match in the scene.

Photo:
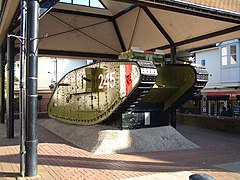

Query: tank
[48,49,208,128]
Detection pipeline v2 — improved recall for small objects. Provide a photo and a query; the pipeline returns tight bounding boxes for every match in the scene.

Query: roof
[182,0,240,13]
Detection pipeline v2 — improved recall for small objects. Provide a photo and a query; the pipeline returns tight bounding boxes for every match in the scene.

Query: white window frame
[220,43,239,67]
[230,44,237,65]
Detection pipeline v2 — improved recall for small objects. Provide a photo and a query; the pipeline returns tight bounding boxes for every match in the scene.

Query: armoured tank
[48,49,208,128]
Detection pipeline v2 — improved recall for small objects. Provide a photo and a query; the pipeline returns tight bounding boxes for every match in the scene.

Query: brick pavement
[0,119,240,180]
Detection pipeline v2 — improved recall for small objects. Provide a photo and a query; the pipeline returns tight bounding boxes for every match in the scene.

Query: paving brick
[1,120,240,179]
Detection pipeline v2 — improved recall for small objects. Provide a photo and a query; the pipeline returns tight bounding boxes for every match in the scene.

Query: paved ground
[0,119,240,180]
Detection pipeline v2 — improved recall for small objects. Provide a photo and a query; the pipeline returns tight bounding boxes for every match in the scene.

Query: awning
[207,92,240,99]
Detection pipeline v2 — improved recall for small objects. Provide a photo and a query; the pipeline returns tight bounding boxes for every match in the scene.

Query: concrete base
[41,119,200,155]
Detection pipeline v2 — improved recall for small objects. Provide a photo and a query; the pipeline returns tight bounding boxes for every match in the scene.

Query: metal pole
[25,0,39,177]
[170,111,176,129]
[0,49,6,124]
[6,34,15,139]
[170,46,176,64]
[170,46,176,128]
[20,0,27,177]
[54,57,57,83]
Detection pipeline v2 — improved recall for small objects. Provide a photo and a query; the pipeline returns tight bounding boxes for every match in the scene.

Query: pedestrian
[220,107,228,116]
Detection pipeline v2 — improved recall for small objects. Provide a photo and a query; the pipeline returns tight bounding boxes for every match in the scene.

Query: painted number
[98,72,116,89]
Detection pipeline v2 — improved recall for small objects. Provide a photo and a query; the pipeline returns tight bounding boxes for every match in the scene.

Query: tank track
[164,64,208,114]
[108,60,158,115]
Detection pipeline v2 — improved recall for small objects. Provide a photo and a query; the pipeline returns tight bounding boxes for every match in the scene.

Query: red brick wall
[38,92,52,112]
[177,113,240,133]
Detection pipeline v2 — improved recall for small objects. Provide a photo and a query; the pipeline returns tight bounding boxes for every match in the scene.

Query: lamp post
[19,0,27,176]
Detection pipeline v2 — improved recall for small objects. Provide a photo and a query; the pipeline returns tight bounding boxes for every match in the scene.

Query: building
[13,57,90,112]
[192,39,240,116]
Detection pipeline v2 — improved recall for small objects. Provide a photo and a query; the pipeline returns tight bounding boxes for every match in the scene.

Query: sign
[207,92,240,98]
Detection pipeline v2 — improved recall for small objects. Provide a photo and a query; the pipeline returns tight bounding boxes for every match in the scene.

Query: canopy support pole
[25,0,39,177]
[6,34,15,139]
[0,49,6,124]
[170,46,177,128]
[170,46,176,63]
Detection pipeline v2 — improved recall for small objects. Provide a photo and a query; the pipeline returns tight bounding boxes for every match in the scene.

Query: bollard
[189,174,214,180]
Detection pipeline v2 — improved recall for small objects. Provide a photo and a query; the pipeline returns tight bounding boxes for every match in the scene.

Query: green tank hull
[48,59,208,126]
[48,60,158,125]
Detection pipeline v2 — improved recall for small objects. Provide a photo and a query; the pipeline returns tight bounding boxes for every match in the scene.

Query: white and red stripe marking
[120,64,140,98]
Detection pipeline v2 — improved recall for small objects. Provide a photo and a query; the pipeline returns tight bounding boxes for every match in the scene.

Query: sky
[59,0,105,8]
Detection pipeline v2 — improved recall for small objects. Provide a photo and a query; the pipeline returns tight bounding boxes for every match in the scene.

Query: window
[74,0,88,6]
[60,0,105,8]
[230,45,237,65]
[220,44,238,66]
[60,0,71,3]
[201,59,205,66]
[90,0,104,8]
[221,46,228,66]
